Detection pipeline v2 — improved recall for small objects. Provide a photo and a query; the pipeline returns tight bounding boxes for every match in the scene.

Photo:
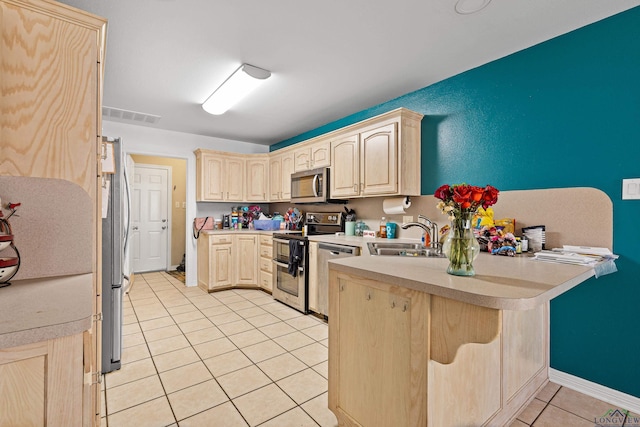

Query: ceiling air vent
[102,106,161,124]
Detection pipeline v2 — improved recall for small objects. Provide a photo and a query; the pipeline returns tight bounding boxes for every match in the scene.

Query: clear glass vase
[442,211,480,276]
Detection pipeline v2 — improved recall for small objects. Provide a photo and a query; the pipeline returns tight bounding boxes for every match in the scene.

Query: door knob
[162,226,167,230]
[132,226,138,230]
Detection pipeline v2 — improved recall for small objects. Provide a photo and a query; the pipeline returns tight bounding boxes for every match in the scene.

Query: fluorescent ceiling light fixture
[202,64,271,115]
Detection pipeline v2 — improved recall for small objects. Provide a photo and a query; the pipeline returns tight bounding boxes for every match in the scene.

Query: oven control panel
[305,212,343,226]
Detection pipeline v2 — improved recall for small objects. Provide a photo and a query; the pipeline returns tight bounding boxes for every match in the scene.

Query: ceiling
[57,0,639,146]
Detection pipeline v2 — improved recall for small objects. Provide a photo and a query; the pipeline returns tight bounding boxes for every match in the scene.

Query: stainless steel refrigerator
[101,137,131,373]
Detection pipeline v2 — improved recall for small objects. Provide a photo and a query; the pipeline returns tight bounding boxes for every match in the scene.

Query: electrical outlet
[182,202,186,208]
[622,178,640,200]
[175,202,180,208]
[403,215,413,224]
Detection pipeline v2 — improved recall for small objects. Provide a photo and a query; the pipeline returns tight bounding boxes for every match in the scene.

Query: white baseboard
[549,368,640,414]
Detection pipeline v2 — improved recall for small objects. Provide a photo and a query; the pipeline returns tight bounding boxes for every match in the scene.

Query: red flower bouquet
[434,184,499,276]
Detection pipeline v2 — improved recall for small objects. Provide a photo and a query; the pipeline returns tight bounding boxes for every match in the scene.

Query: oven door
[273,260,303,297]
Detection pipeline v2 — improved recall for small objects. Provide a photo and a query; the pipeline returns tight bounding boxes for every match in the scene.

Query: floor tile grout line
[163,274,329,425]
[112,272,332,427]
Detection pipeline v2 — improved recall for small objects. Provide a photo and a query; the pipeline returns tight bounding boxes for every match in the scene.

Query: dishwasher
[317,242,360,318]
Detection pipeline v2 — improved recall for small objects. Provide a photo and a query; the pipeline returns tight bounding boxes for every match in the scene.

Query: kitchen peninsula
[328,252,605,426]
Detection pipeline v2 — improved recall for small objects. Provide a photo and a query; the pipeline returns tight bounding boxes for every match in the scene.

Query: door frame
[131,163,172,272]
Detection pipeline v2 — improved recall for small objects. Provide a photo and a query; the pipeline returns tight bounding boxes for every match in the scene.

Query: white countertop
[0,273,93,349]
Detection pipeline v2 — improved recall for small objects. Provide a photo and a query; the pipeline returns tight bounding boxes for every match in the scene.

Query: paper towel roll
[383,197,411,215]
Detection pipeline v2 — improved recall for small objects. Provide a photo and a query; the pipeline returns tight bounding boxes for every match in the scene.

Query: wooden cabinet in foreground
[0,0,106,424]
[329,270,548,427]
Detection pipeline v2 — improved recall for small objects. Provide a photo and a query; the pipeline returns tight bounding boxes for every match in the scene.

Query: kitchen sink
[367,242,445,257]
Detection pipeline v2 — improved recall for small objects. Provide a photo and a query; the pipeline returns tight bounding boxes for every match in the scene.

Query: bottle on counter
[379,217,387,238]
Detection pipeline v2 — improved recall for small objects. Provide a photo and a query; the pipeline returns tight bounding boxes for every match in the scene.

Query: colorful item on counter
[284,207,303,230]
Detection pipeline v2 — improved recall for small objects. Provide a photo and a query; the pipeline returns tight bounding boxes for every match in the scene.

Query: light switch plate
[403,215,413,224]
[622,178,640,200]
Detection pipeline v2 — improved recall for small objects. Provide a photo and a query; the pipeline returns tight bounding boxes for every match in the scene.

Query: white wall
[102,120,269,287]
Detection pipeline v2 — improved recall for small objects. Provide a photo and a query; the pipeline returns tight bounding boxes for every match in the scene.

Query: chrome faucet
[401,215,441,253]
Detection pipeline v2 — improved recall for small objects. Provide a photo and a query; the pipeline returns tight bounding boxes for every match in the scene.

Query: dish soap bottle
[379,217,387,238]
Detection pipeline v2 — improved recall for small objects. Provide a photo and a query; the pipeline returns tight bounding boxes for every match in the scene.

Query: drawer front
[260,257,273,273]
[260,271,272,290]
[259,235,273,246]
[211,235,233,245]
[259,245,272,258]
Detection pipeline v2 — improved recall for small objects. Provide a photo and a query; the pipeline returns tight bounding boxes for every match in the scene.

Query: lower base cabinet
[197,232,261,292]
[328,270,548,427]
[0,333,86,427]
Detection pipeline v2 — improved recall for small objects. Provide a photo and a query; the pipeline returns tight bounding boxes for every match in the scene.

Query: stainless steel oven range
[272,211,344,313]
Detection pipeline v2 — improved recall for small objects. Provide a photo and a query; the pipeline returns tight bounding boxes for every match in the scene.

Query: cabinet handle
[353,184,358,192]
[366,291,371,301]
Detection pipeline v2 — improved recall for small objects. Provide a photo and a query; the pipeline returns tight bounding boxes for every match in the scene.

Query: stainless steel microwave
[290,167,336,204]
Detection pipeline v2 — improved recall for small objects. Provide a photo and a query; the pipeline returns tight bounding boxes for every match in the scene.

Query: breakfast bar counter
[328,252,595,310]
[327,254,600,427]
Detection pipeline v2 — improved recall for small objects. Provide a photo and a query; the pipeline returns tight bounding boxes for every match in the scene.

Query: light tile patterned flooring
[102,272,636,427]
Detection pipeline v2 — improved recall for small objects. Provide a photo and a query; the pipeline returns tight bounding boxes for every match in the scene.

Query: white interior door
[131,164,170,273]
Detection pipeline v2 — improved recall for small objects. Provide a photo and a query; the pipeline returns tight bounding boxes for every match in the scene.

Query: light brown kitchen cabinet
[258,235,273,292]
[195,149,245,202]
[0,334,85,427]
[197,232,262,291]
[245,156,269,202]
[294,139,331,172]
[0,0,106,424]
[329,133,360,198]
[329,272,429,427]
[234,234,258,286]
[269,150,294,201]
[330,109,422,199]
[329,268,549,427]
[197,234,233,291]
[307,241,319,312]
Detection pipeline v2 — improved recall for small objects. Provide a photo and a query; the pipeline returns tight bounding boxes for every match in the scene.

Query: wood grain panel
[428,339,501,427]
[503,305,547,400]
[430,295,501,364]
[329,272,428,427]
[0,2,98,196]
[0,355,45,427]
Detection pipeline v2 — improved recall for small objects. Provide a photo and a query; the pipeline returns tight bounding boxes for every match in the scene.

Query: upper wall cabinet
[330,109,423,199]
[195,149,244,202]
[195,149,269,202]
[269,150,294,202]
[0,0,106,424]
[245,155,269,202]
[294,139,331,172]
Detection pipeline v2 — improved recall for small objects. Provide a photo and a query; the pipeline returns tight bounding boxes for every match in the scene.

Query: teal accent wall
[272,7,640,396]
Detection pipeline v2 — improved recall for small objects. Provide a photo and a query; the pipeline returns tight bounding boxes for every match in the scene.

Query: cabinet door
[234,235,258,286]
[330,275,428,427]
[310,140,331,169]
[280,152,294,201]
[199,154,224,201]
[269,156,282,201]
[294,147,311,172]
[330,134,360,198]
[225,157,245,201]
[360,123,397,196]
[211,244,232,289]
[308,242,319,312]
[246,158,269,202]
